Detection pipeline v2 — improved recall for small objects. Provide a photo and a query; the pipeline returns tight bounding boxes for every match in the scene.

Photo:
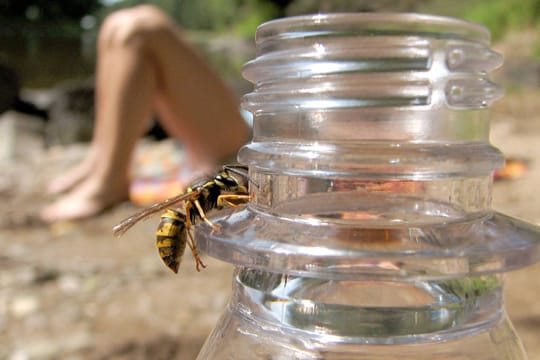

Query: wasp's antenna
[222,164,259,189]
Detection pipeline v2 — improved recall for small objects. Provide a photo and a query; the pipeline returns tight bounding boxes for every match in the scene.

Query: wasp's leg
[185,228,207,272]
[216,194,251,223]
[217,194,250,208]
[193,199,220,230]
[184,205,207,271]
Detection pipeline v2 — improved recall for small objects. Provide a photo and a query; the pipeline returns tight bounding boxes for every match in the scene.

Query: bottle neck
[240,13,504,224]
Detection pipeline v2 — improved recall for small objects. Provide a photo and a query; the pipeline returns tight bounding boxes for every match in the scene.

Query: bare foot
[40,176,129,223]
[47,152,98,195]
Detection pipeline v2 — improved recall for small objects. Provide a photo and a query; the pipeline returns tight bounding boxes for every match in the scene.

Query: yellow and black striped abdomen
[156,209,188,273]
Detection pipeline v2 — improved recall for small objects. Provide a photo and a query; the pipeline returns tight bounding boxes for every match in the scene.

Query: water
[0,33,96,88]
[237,268,503,340]
[0,31,249,90]
[197,267,526,359]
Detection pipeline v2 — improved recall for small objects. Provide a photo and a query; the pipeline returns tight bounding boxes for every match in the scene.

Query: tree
[0,0,100,21]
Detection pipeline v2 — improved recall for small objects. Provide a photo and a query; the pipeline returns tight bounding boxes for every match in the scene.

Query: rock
[10,295,39,318]
[58,274,82,294]
[41,78,168,146]
[0,63,19,114]
[0,112,16,161]
[0,64,48,120]
[9,331,92,360]
[45,78,95,146]
[0,111,46,163]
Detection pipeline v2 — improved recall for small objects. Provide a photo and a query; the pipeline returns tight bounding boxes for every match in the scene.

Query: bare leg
[40,5,249,223]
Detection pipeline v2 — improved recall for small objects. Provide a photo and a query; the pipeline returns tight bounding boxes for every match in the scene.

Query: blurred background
[3,0,540,90]
[0,1,539,359]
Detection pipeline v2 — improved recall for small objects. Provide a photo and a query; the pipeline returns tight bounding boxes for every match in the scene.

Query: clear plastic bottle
[196,13,540,359]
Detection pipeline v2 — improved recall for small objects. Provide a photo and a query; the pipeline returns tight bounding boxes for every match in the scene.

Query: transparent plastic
[196,13,540,359]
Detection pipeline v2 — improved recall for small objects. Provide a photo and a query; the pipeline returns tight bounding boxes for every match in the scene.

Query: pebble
[9,331,92,360]
[10,295,39,318]
[57,274,82,294]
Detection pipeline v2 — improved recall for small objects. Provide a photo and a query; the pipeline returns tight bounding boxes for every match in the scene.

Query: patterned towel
[129,139,186,206]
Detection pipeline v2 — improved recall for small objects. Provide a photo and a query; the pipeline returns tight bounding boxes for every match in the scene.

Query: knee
[98,5,178,49]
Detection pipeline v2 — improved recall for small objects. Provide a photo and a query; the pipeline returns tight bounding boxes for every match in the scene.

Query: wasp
[113,165,253,273]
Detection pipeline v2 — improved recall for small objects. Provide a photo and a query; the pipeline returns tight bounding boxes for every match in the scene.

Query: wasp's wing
[112,190,200,237]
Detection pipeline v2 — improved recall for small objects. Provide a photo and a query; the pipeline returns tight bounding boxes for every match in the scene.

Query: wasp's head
[214,171,241,190]
[216,165,257,193]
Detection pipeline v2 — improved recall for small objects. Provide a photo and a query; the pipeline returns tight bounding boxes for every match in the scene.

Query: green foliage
[0,0,100,20]
[232,0,280,38]
[421,0,540,41]
[0,0,101,36]
[94,0,278,37]
[535,24,540,58]
[286,0,433,15]
[177,0,278,35]
[419,0,540,59]
[459,0,540,40]
[176,0,236,30]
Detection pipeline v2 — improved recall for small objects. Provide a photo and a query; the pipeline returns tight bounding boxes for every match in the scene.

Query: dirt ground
[1,35,540,360]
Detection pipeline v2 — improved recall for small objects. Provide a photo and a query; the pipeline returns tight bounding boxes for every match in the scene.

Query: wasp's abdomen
[156,209,188,273]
